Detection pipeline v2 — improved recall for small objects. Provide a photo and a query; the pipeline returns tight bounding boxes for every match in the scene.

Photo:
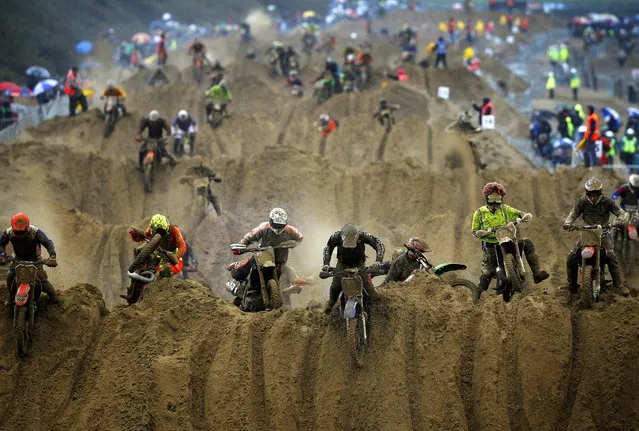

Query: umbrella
[4,86,33,97]
[303,10,316,19]
[150,20,167,31]
[628,107,639,119]
[33,79,59,96]
[25,66,51,78]
[132,32,151,44]
[75,40,94,55]
[0,82,19,92]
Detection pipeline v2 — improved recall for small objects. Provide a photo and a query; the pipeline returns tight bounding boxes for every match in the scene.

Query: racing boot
[527,254,549,284]
[608,266,629,296]
[41,280,59,304]
[476,275,492,299]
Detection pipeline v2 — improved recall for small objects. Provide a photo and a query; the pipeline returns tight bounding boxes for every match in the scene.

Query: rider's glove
[563,223,573,231]
[321,265,331,273]
[613,219,625,228]
[47,257,58,267]
[232,248,242,256]
[135,136,142,142]
[474,229,489,238]
[521,213,533,222]
[371,261,382,269]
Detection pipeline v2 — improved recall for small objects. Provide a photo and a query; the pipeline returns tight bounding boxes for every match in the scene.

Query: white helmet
[630,174,639,188]
[319,113,329,122]
[178,110,188,120]
[548,71,554,77]
[149,110,160,121]
[269,208,288,231]
[605,130,614,138]
[570,68,577,74]
[347,54,355,62]
[628,128,635,136]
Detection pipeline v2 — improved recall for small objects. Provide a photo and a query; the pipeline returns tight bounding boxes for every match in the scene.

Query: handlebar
[564,224,604,232]
[318,266,377,279]
[230,240,299,254]
[0,257,55,267]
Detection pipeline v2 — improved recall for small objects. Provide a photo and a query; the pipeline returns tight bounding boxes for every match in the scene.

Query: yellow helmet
[150,214,169,234]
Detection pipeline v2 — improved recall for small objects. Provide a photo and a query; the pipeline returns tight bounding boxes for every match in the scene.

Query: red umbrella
[132,32,151,44]
[0,82,19,92]
[4,86,33,97]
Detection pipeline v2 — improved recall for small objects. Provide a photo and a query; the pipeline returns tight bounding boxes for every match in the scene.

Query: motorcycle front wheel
[15,306,30,357]
[267,279,283,309]
[502,254,521,302]
[346,312,367,368]
[580,265,594,309]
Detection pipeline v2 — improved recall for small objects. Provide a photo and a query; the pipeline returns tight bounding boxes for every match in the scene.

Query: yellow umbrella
[457,21,465,30]
[499,15,507,25]
[463,47,475,60]
[439,22,447,32]
[303,10,316,19]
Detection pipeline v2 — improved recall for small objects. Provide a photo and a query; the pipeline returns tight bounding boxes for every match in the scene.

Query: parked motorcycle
[402,244,478,294]
[490,218,529,302]
[122,233,179,305]
[140,137,173,194]
[226,241,299,312]
[319,266,373,367]
[103,96,124,138]
[1,257,56,357]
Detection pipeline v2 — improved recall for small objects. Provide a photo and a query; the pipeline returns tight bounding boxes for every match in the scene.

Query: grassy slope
[0,0,326,82]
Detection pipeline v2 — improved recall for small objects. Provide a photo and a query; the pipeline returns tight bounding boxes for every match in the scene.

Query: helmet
[107,81,115,90]
[570,68,577,74]
[380,98,387,106]
[149,110,160,122]
[340,223,359,248]
[548,72,554,77]
[289,70,298,77]
[629,174,639,188]
[350,32,357,40]
[269,208,288,232]
[406,237,430,253]
[11,213,30,233]
[178,110,188,121]
[628,128,635,136]
[584,177,603,203]
[150,214,169,235]
[482,182,506,202]
[347,54,355,62]
[325,56,333,64]
[319,113,329,123]
[605,130,614,138]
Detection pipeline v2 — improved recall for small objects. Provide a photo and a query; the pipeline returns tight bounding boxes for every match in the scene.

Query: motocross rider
[612,174,639,210]
[205,79,232,119]
[101,81,127,117]
[129,214,186,277]
[313,57,342,95]
[136,110,174,172]
[382,237,430,285]
[0,213,59,305]
[472,182,549,297]
[564,177,628,296]
[209,61,225,86]
[286,70,305,89]
[319,113,339,138]
[267,41,287,76]
[322,223,385,314]
[373,99,400,127]
[171,109,198,155]
[188,39,207,67]
[229,208,304,286]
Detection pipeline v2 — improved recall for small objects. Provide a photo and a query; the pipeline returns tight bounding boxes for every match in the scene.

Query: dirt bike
[302,34,317,55]
[140,137,173,194]
[319,266,374,367]
[489,218,529,302]
[122,232,179,305]
[1,257,55,358]
[207,100,225,129]
[402,245,478,293]
[375,111,395,133]
[566,225,611,309]
[226,241,299,312]
[290,85,304,98]
[615,208,639,277]
[174,131,192,156]
[103,96,123,138]
[355,63,371,90]
[193,54,205,85]
[313,79,332,105]
[447,111,482,133]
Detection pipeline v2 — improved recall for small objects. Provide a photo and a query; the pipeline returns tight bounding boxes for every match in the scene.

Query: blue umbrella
[75,41,94,55]
[4,86,33,98]
[25,66,51,78]
[33,79,59,96]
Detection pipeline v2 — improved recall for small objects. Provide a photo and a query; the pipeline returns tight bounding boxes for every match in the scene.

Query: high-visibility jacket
[566,116,574,137]
[607,137,617,156]
[560,46,569,62]
[570,75,581,89]
[622,136,638,153]
[584,113,599,142]
[481,102,493,116]
[64,70,79,96]
[546,76,556,90]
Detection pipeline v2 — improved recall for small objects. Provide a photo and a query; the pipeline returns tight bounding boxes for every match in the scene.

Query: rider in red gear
[129,214,187,276]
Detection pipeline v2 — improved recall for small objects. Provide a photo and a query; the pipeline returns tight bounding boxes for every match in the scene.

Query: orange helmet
[11,213,30,232]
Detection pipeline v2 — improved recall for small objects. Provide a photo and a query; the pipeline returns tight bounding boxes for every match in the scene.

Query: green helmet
[150,214,169,234]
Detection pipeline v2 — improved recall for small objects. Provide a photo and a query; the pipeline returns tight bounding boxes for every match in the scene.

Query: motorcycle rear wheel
[580,265,594,309]
[450,278,480,300]
[15,306,29,358]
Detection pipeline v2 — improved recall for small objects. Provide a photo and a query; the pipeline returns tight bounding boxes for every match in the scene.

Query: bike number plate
[341,276,362,298]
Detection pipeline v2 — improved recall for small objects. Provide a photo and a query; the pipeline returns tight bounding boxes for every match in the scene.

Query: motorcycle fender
[433,263,467,276]
[143,151,155,164]
[628,225,638,241]
[343,297,360,319]
[15,283,30,307]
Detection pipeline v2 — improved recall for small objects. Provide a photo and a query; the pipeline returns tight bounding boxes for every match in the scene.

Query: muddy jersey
[383,252,420,284]
[138,118,170,139]
[0,226,56,260]
[239,222,303,265]
[611,184,639,210]
[323,230,385,268]
[565,196,625,230]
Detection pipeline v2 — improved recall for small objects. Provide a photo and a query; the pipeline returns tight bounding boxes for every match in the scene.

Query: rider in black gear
[322,223,385,314]
[136,110,173,172]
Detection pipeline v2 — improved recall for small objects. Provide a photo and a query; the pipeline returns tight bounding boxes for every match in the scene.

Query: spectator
[448,18,456,43]
[576,105,600,167]
[621,128,637,167]
[570,68,581,101]
[472,97,493,126]
[64,66,87,117]
[435,37,447,69]
[546,72,556,99]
